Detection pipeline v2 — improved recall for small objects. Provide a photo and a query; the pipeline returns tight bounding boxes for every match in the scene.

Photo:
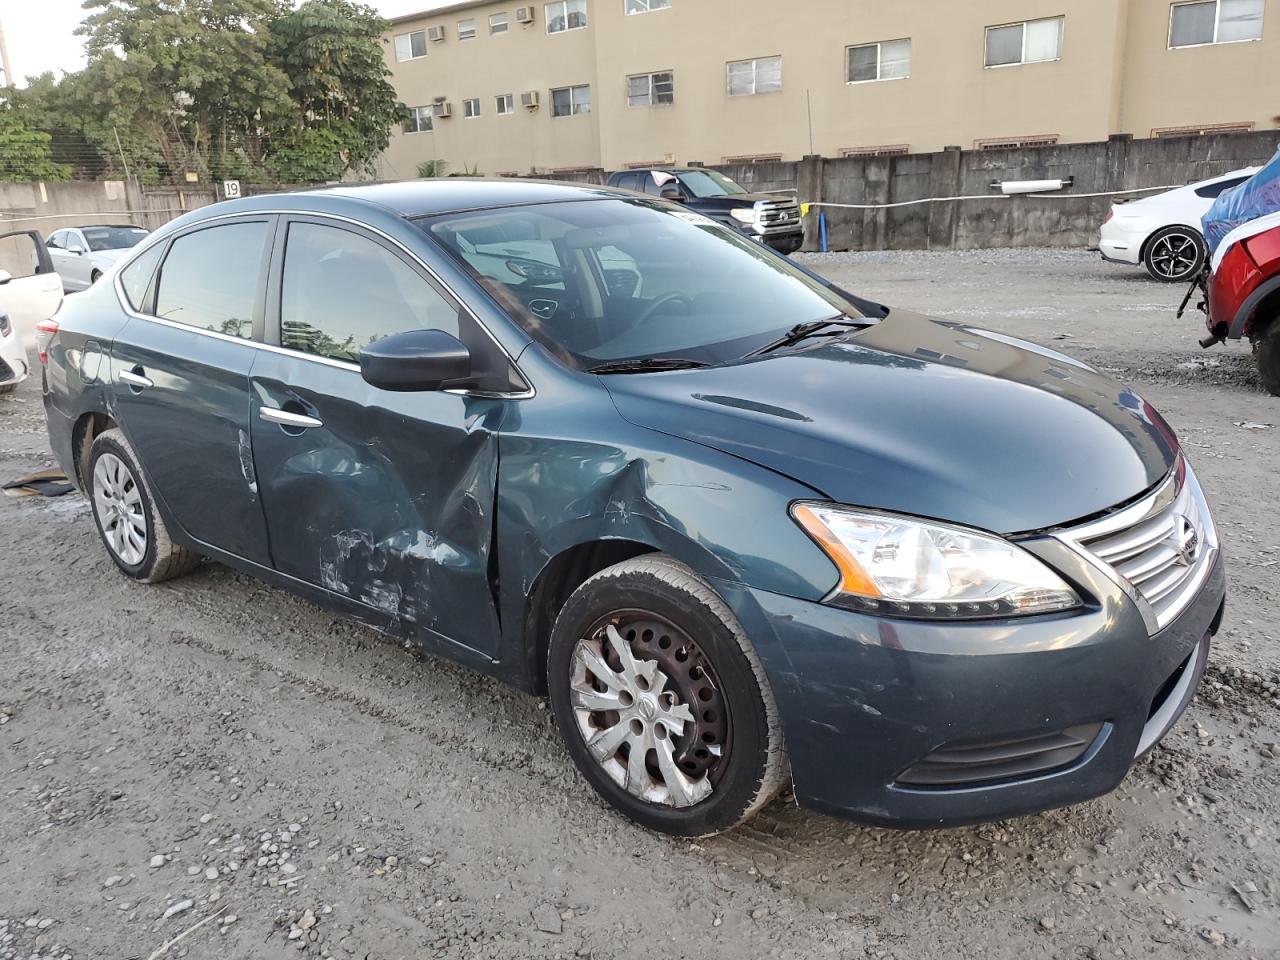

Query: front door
[108,218,274,566]
[248,217,505,657]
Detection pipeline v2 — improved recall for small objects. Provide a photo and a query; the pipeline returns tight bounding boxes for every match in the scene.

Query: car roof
[300,178,621,217]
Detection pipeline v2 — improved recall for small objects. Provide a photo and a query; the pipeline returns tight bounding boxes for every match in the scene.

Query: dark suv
[607,168,804,255]
[41,180,1224,837]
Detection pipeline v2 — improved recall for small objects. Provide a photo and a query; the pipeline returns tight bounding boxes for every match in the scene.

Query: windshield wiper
[587,357,710,375]
[748,316,867,357]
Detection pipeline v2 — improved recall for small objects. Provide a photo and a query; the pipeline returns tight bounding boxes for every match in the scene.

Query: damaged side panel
[248,350,505,660]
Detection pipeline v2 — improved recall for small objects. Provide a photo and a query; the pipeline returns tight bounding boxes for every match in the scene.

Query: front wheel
[1256,317,1280,396]
[1143,226,1206,283]
[547,554,787,837]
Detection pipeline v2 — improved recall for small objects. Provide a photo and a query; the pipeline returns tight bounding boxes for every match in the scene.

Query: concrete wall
[381,0,1280,176]
[0,180,218,240]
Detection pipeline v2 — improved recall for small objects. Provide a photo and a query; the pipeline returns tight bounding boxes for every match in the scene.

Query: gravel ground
[1,249,1278,960]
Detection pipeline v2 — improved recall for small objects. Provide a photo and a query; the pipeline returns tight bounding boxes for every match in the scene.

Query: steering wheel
[635,292,693,326]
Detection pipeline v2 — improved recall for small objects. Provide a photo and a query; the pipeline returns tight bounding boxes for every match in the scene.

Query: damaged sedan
[41,181,1225,836]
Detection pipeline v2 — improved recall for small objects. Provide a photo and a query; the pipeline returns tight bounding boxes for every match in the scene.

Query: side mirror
[360,329,472,392]
[0,269,11,286]
[659,185,687,202]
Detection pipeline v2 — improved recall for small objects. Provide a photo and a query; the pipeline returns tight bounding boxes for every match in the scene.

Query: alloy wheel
[92,452,148,566]
[1147,231,1201,280]
[569,615,729,808]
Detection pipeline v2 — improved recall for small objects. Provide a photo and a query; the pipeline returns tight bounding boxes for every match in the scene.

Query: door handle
[119,368,153,390]
[260,405,324,430]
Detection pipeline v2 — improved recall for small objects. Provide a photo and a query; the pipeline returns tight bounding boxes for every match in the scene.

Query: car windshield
[675,170,747,198]
[421,198,864,368]
[82,226,149,252]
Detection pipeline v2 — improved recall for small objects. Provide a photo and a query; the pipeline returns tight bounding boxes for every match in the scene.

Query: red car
[1202,213,1280,395]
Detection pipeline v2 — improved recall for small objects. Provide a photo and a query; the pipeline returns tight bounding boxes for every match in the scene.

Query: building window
[627,71,674,107]
[723,153,783,164]
[394,30,428,61]
[463,97,482,118]
[985,17,1064,67]
[496,93,514,115]
[846,38,911,83]
[727,56,782,96]
[546,0,587,33]
[457,17,476,39]
[490,12,509,33]
[1153,121,1255,136]
[551,84,592,116]
[975,134,1059,150]
[1169,0,1264,47]
[404,105,434,134]
[840,144,910,158]
[626,0,671,13]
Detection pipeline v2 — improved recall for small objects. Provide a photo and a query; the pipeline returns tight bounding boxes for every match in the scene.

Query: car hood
[603,310,1179,534]
[91,248,132,266]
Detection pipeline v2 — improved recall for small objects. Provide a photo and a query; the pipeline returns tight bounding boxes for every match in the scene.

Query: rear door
[0,230,64,349]
[108,218,274,565]
[248,216,505,657]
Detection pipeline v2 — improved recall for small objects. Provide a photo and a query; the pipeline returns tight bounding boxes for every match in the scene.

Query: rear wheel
[1143,226,1206,283]
[1256,316,1280,396]
[87,428,201,582]
[547,554,787,836]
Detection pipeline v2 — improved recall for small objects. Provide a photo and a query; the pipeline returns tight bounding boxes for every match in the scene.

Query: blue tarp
[1203,148,1280,255]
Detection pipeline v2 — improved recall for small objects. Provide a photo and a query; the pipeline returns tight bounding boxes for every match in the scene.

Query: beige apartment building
[378,0,1280,179]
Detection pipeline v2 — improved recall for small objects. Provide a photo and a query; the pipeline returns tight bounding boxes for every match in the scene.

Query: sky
[0,0,449,87]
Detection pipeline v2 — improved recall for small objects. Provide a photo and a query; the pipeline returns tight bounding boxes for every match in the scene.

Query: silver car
[47,224,150,292]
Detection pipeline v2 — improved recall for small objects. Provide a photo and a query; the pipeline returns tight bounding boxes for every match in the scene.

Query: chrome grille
[756,198,801,234]
[1060,459,1217,633]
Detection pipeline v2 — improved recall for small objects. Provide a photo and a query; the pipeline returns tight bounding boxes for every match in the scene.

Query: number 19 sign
[223,180,242,199]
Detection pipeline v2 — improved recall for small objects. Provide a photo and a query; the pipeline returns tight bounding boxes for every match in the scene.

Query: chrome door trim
[259,406,324,430]
[110,208,535,399]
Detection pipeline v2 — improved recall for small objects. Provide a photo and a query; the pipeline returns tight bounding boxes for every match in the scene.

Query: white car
[47,224,149,292]
[1099,167,1258,282]
[0,230,64,394]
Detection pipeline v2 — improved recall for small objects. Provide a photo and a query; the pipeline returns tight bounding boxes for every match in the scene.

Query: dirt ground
[1,249,1277,960]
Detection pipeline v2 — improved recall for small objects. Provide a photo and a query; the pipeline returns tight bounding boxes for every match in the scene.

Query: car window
[120,243,167,312]
[65,232,87,253]
[1194,176,1248,199]
[47,231,64,250]
[675,170,746,198]
[154,222,268,339]
[424,198,864,368]
[615,173,642,191]
[279,222,459,364]
[82,226,149,252]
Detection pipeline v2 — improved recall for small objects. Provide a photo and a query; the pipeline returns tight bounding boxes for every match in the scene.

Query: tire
[547,554,787,836]
[90,270,102,285]
[86,428,201,583]
[1143,226,1206,283]
[1256,317,1280,396]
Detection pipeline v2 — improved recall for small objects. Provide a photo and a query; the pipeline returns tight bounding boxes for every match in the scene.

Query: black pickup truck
[606,168,804,255]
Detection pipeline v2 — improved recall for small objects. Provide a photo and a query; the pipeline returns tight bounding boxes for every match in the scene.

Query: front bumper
[712,542,1225,828]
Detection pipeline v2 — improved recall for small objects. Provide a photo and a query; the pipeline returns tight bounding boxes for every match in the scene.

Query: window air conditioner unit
[521,90,540,110]
[515,6,535,24]
[433,100,453,118]
[428,25,446,42]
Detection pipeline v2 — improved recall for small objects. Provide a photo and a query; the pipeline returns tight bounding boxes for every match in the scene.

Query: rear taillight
[35,319,59,366]
[1103,208,1114,225]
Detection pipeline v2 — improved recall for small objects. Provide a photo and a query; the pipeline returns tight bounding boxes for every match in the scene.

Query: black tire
[547,554,787,837]
[90,270,103,285]
[86,428,201,583]
[1257,317,1280,397]
[1143,226,1206,283]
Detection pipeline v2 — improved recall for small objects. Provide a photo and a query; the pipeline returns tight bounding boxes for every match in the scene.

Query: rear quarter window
[1194,176,1248,199]
[120,244,166,312]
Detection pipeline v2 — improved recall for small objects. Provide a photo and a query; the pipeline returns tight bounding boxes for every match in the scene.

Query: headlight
[729,207,759,226]
[791,503,1081,619]
[0,313,10,337]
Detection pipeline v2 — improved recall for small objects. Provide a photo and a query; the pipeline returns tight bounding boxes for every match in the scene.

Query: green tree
[0,107,72,182]
[267,0,408,179]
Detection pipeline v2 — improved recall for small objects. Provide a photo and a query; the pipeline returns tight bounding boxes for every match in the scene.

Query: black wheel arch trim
[1228,273,1280,340]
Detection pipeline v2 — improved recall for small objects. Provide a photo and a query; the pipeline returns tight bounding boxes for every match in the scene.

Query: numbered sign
[223,180,242,199]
